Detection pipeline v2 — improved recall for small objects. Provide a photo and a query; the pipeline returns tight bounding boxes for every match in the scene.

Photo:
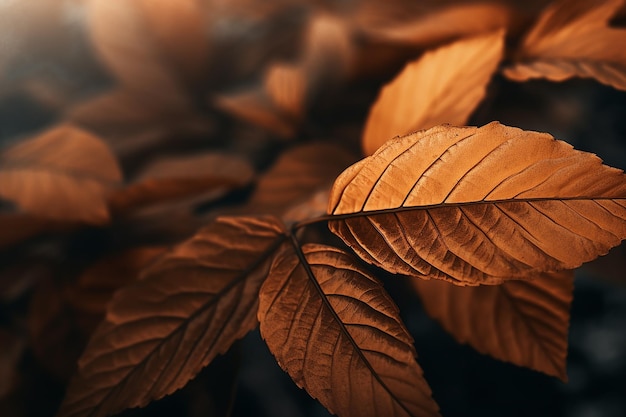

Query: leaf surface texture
[259,244,440,417]
[330,122,626,285]
[57,216,286,417]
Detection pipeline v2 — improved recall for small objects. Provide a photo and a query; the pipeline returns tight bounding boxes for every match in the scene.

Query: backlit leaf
[503,0,626,90]
[57,216,286,417]
[259,244,440,417]
[0,125,122,224]
[412,270,574,380]
[329,122,626,285]
[362,31,505,156]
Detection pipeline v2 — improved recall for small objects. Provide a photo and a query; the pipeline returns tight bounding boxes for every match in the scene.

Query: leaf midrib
[288,236,417,417]
[71,233,287,417]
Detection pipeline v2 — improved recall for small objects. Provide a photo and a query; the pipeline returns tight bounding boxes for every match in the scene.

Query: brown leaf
[245,142,357,218]
[328,122,626,285]
[355,2,511,47]
[503,0,626,90]
[88,0,197,107]
[412,270,574,380]
[57,216,286,417]
[259,243,440,417]
[362,31,505,156]
[110,152,254,213]
[0,125,122,224]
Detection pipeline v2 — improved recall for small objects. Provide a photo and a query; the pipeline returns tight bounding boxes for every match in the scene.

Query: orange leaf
[329,123,626,285]
[57,216,286,417]
[412,270,574,380]
[259,244,440,417]
[0,125,122,224]
[504,0,626,90]
[362,31,505,155]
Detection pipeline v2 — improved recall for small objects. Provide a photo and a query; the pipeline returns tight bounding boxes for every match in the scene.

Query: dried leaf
[412,270,574,380]
[246,142,357,218]
[362,31,505,156]
[503,0,626,90]
[0,125,122,224]
[57,216,286,417]
[329,122,626,285]
[259,244,440,417]
[355,2,511,47]
[110,152,254,213]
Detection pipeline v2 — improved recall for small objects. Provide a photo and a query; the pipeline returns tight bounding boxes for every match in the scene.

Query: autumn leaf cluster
[1,1,626,417]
